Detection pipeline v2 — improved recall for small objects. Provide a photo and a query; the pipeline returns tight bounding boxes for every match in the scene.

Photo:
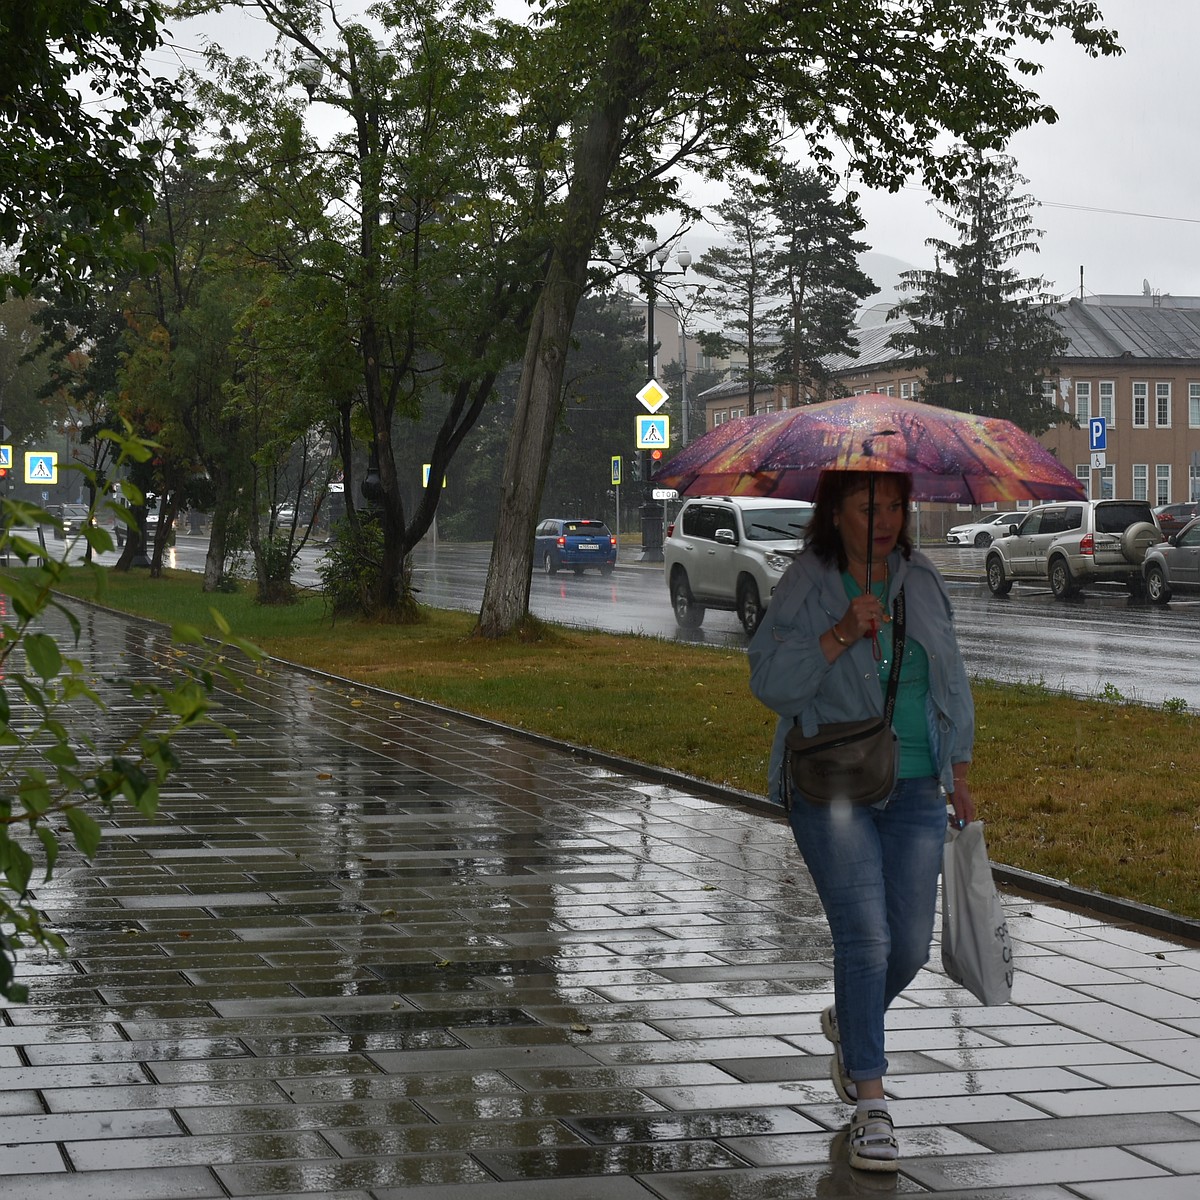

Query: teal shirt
[842,572,937,780]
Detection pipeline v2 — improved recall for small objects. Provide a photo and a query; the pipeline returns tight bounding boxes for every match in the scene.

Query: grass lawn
[34,564,1200,921]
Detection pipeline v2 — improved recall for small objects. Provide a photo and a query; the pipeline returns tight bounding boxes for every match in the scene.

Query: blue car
[534,518,617,575]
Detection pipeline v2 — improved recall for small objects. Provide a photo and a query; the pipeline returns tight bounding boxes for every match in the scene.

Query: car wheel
[1121,521,1160,565]
[737,578,764,636]
[1049,556,1078,599]
[543,552,557,575]
[600,563,614,576]
[985,556,1012,596]
[670,571,705,629]
[973,531,993,547]
[1145,564,1171,604]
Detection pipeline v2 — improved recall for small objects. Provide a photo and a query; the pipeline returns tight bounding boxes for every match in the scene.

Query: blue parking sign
[1089,417,1107,452]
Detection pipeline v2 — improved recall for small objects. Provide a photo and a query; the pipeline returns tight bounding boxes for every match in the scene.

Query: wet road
[158,535,1200,710]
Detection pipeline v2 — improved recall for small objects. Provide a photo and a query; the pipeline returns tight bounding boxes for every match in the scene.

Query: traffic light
[630,455,642,482]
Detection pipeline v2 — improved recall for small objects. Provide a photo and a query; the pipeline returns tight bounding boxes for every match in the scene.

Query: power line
[1039,199,1200,227]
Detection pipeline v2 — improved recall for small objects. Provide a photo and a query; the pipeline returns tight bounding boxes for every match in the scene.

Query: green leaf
[65,807,103,860]
[36,826,59,880]
[17,774,53,816]
[22,634,63,681]
[4,843,33,895]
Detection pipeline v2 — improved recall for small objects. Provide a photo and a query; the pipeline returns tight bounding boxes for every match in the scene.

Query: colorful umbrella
[653,393,1085,505]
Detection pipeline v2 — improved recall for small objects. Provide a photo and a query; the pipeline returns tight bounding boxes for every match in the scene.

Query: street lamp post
[637,241,690,562]
[52,417,84,501]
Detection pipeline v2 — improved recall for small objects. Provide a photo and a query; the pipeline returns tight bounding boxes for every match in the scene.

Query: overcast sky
[166,0,1199,303]
[847,0,1200,302]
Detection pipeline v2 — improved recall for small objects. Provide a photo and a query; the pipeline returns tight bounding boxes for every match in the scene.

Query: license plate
[578,543,599,550]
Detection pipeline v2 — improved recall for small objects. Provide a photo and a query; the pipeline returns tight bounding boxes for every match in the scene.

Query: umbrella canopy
[653,393,1085,504]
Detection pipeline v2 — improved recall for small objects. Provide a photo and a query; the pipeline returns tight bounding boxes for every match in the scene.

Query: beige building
[700,294,1200,511]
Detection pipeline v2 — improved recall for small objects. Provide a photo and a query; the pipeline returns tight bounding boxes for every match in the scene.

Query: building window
[1075,381,1092,424]
[1075,464,1090,499]
[1099,380,1115,424]
[1132,463,1148,501]
[1190,382,1200,428]
[1041,380,1056,405]
[1099,464,1115,499]
[900,382,911,399]
[1156,382,1172,428]
[910,380,920,398]
[1157,464,1171,504]
[1132,382,1148,427]
[761,401,775,413]
[730,407,744,420]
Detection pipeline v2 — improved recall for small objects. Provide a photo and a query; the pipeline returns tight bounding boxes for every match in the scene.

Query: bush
[255,533,297,605]
[0,429,260,1000]
[317,517,384,618]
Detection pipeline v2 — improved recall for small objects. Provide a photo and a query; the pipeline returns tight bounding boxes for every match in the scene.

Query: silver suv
[664,496,813,634]
[984,499,1160,599]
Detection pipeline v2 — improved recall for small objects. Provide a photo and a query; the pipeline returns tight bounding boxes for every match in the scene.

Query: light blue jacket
[748,547,975,806]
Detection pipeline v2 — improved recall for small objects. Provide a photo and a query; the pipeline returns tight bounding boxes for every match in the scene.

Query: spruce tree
[890,151,1066,434]
[693,190,776,415]
[766,166,878,407]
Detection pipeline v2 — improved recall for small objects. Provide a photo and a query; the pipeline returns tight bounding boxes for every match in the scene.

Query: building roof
[822,317,917,373]
[826,295,1200,375]
[1054,297,1200,360]
[696,378,776,400]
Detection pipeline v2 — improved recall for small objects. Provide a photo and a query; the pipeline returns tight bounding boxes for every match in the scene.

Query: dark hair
[805,470,914,570]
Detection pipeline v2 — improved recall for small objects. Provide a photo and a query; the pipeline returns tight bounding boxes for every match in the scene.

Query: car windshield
[1095,504,1154,534]
[744,508,813,541]
[563,521,609,536]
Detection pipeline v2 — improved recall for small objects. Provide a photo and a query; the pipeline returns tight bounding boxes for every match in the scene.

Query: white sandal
[820,1005,857,1104]
[849,1107,899,1173]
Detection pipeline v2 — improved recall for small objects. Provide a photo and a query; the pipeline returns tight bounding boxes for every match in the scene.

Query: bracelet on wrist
[830,623,852,647]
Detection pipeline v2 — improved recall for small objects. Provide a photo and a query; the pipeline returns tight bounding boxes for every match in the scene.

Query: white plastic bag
[941,821,1014,1005]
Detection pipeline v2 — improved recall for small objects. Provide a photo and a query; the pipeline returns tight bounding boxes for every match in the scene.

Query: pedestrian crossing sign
[0,445,10,469]
[25,451,57,485]
[636,414,669,450]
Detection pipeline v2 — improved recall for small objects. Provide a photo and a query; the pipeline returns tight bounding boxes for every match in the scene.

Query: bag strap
[882,587,906,726]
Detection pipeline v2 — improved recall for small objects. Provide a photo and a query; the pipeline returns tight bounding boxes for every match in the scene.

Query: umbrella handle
[865,476,883,661]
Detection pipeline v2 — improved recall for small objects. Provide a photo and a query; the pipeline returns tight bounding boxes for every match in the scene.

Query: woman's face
[835,476,906,570]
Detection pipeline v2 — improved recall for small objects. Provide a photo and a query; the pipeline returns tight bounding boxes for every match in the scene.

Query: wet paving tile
[0,1166,227,1199]
[476,1138,749,1181]
[902,1145,1169,1190]
[6,599,1200,1198]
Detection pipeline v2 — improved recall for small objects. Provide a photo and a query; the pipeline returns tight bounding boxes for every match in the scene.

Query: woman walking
[749,470,975,1173]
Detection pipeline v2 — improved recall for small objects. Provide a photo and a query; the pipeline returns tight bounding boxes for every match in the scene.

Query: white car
[945,511,1026,547]
[664,496,813,635]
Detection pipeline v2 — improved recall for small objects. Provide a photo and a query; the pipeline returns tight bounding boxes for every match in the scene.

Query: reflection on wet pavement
[1,600,1199,1197]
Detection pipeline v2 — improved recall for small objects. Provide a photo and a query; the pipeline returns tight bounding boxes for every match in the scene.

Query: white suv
[984,499,1160,599]
[664,496,813,634]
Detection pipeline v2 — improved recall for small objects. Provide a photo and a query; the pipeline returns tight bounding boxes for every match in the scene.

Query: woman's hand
[948,767,976,828]
[840,592,888,641]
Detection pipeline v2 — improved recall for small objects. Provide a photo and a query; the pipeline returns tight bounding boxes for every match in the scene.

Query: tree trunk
[476,49,636,637]
[203,508,228,592]
[476,272,575,636]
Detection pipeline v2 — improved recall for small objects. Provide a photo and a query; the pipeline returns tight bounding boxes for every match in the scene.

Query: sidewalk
[4,601,1200,1199]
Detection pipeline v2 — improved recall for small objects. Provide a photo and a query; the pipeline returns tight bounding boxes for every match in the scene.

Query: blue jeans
[788,777,946,1082]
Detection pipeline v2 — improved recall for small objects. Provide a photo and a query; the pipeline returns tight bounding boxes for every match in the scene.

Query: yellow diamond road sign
[636,380,669,413]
